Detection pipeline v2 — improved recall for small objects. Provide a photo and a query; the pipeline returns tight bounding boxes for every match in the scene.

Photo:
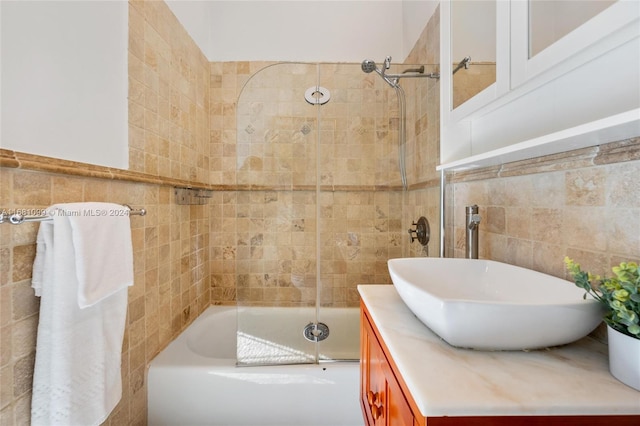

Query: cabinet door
[361,312,386,425]
[369,336,387,425]
[511,0,637,88]
[361,310,417,426]
[384,365,414,426]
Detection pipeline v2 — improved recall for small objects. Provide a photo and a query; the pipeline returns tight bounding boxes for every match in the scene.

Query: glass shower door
[234,61,428,365]
[312,61,439,360]
[235,63,321,365]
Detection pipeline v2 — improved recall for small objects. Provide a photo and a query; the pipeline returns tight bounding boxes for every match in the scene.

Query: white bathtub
[148,305,364,426]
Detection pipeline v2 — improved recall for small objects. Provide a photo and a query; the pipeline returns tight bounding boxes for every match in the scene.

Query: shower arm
[362,57,440,86]
[403,65,425,74]
[374,68,399,87]
[379,56,439,82]
[384,71,440,80]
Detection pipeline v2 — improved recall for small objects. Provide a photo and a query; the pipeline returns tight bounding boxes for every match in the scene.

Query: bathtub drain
[303,322,330,342]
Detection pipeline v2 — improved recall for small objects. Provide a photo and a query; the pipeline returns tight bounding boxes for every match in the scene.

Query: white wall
[208,1,400,62]
[167,0,438,63]
[165,0,211,55]
[1,1,128,169]
[402,1,439,60]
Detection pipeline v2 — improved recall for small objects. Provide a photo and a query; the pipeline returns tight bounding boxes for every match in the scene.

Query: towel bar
[0,204,146,225]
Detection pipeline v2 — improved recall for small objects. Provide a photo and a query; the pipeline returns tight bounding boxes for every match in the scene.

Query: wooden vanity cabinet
[360,299,640,426]
[360,305,421,426]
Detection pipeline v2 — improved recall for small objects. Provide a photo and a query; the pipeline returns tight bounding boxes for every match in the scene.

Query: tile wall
[403,7,442,258]
[207,6,445,309]
[0,169,210,425]
[209,62,412,307]
[206,9,443,310]
[128,0,210,184]
[447,138,640,279]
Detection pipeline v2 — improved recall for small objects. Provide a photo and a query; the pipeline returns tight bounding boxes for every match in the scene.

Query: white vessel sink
[388,258,603,350]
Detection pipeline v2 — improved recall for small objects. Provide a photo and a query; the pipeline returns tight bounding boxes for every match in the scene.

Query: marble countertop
[358,284,640,417]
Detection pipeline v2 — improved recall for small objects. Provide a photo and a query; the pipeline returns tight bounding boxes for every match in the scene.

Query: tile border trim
[450,137,640,183]
[0,149,421,192]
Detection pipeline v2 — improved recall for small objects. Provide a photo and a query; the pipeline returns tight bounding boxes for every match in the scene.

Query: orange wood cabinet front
[359,300,640,426]
[360,306,417,426]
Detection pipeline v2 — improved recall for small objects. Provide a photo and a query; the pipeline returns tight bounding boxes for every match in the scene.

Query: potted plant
[564,257,640,391]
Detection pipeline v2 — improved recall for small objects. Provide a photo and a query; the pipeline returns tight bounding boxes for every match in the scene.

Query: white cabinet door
[511,0,640,89]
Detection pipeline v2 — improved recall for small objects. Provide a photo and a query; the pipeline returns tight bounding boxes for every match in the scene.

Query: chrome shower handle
[407,216,430,246]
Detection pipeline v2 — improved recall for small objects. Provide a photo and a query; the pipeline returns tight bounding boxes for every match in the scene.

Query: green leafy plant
[565,257,640,339]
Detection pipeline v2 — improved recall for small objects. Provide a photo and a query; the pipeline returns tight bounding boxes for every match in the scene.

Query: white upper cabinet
[440,0,640,170]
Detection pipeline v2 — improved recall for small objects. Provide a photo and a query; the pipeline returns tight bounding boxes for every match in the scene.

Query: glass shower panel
[235,61,435,365]
[314,63,430,360]
[235,63,320,365]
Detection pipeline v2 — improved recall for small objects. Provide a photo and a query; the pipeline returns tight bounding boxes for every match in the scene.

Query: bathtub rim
[149,304,361,368]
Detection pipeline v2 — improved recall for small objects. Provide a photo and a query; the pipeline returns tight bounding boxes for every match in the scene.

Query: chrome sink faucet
[465,205,481,259]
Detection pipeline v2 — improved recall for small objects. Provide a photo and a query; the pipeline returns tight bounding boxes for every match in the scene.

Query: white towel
[66,202,134,307]
[31,202,133,426]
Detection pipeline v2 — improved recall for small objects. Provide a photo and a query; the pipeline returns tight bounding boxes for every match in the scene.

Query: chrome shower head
[361,59,377,74]
[361,57,399,88]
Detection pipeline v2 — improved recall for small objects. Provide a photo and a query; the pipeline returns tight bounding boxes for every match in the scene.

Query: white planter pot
[607,325,640,391]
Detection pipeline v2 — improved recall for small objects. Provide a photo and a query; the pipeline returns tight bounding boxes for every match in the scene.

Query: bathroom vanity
[359,285,640,426]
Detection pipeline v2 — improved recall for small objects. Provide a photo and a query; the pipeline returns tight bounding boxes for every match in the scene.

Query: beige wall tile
[564,206,608,252]
[0,248,10,288]
[532,242,566,277]
[607,162,640,208]
[505,207,531,239]
[449,140,640,280]
[530,208,564,244]
[12,173,51,206]
[566,168,606,206]
[607,208,640,258]
[128,0,210,185]
[11,245,35,283]
[485,206,505,234]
